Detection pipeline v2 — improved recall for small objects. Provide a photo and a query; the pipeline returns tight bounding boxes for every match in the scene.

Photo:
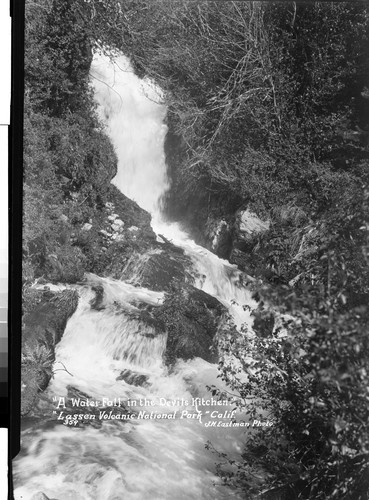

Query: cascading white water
[14,54,257,500]
[90,54,256,329]
[91,55,169,217]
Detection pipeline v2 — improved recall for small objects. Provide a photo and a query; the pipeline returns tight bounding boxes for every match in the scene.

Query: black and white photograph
[12,1,369,499]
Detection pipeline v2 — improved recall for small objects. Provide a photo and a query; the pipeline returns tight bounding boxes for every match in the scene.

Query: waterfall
[91,54,256,330]
[14,54,257,500]
[91,55,169,219]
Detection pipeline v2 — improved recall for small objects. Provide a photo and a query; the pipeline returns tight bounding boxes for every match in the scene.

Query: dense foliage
[23,0,118,283]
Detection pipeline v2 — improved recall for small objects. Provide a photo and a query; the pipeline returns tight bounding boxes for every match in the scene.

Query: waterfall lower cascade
[14,55,257,500]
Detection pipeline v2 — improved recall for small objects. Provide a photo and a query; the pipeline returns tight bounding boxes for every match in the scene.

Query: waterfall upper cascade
[14,54,257,500]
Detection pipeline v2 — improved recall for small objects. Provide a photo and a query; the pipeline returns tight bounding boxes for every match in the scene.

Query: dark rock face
[204,217,233,259]
[116,369,149,387]
[21,288,79,416]
[22,288,78,349]
[89,285,105,310]
[123,248,193,291]
[154,284,226,365]
[125,308,165,334]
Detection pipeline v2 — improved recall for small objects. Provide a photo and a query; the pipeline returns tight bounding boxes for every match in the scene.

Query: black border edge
[9,0,24,471]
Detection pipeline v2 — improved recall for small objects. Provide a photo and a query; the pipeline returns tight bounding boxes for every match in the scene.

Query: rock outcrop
[21,288,79,416]
[234,209,270,246]
[229,209,270,274]
[121,247,193,291]
[106,184,155,240]
[153,284,226,365]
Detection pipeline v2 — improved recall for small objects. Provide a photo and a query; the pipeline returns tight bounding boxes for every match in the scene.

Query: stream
[14,55,257,500]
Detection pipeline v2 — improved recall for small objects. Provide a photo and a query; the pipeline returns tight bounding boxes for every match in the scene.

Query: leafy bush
[212,280,369,499]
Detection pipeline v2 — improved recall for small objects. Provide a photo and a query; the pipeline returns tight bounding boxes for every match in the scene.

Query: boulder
[234,209,270,245]
[153,284,226,364]
[126,308,165,333]
[22,288,79,349]
[116,369,149,387]
[21,288,79,416]
[90,285,105,311]
[122,249,192,292]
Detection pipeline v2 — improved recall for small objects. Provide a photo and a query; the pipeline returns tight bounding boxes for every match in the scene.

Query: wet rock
[154,284,226,364]
[116,369,149,387]
[187,286,225,314]
[90,285,105,311]
[21,288,79,416]
[22,289,79,349]
[157,234,185,255]
[123,249,192,292]
[126,308,166,333]
[140,252,188,291]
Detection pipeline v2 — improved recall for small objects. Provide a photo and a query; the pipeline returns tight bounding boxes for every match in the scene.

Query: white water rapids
[14,55,257,500]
